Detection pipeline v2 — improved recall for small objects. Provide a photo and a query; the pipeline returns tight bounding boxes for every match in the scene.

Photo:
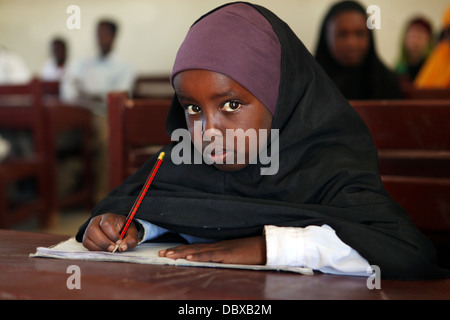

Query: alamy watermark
[170,121,280,176]
[66,265,81,289]
[66,5,81,30]
[65,4,381,31]
[366,5,381,30]
[366,265,381,289]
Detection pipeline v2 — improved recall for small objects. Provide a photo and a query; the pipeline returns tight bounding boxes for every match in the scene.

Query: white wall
[0,0,448,76]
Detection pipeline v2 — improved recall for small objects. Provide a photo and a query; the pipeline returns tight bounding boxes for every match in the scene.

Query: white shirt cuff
[264,224,371,276]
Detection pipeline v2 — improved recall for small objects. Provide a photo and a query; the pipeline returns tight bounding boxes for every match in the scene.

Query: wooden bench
[350,99,450,265]
[132,75,174,99]
[351,99,450,176]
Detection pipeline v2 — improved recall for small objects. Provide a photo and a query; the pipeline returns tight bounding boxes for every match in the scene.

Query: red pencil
[112,151,165,253]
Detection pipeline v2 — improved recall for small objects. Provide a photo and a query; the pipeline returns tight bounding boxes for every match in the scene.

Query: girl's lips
[206,148,233,164]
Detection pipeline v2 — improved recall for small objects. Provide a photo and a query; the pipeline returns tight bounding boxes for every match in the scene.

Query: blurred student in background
[0,45,31,84]
[40,37,67,81]
[396,17,434,82]
[61,19,134,112]
[315,1,403,100]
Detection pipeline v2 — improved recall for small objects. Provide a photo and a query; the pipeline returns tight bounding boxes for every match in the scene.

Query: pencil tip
[112,244,119,254]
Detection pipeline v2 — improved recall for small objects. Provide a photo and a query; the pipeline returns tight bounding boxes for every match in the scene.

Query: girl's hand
[158,236,266,265]
[82,213,139,252]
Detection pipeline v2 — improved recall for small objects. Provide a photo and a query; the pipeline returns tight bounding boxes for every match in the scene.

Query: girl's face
[327,10,370,68]
[404,24,431,63]
[173,69,273,172]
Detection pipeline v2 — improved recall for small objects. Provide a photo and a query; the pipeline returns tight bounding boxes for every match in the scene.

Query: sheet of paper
[30,237,313,275]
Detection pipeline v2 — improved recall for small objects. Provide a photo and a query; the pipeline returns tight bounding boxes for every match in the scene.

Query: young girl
[314,1,403,99]
[77,2,449,280]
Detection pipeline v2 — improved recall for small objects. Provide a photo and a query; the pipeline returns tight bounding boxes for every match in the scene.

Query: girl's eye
[186,105,202,115]
[222,100,242,112]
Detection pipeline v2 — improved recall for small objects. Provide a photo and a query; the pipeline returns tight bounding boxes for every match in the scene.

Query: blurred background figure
[395,17,434,82]
[40,37,67,81]
[61,19,135,113]
[0,45,31,84]
[315,0,403,100]
[61,19,135,202]
[415,6,450,88]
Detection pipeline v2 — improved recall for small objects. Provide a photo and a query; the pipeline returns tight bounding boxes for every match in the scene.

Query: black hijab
[315,1,403,100]
[77,2,448,280]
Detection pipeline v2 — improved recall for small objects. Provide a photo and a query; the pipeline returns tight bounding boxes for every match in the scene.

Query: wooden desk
[1,229,449,300]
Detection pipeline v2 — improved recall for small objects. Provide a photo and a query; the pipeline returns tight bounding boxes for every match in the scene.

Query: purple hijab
[170,2,281,116]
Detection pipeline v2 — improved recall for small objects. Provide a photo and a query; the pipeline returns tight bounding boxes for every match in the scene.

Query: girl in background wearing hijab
[77,2,449,280]
[396,17,434,82]
[315,0,403,99]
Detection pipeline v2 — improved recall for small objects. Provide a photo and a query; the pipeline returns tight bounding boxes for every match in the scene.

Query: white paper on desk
[30,237,313,275]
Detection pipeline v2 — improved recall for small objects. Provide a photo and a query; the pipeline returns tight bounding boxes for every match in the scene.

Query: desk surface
[1,229,449,300]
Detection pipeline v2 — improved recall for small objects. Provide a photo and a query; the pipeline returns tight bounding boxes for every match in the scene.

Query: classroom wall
[0,0,448,76]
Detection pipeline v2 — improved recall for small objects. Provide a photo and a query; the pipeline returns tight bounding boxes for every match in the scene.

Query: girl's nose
[201,112,223,140]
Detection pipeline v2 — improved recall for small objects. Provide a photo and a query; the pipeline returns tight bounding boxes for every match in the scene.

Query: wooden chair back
[108,92,172,190]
